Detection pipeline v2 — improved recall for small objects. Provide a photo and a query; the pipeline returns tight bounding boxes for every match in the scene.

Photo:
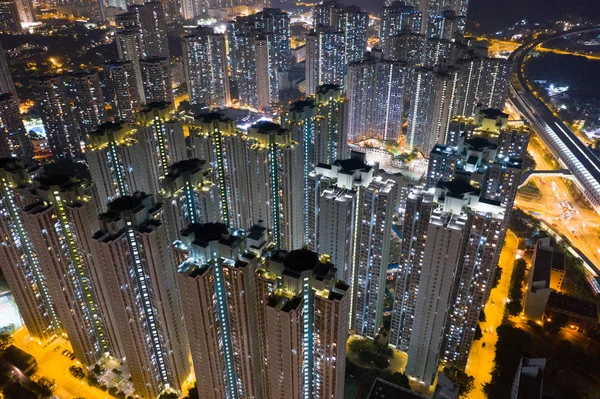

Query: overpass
[518,169,572,187]
[509,26,600,215]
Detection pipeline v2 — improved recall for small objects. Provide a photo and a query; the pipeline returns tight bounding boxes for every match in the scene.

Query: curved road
[509,26,600,214]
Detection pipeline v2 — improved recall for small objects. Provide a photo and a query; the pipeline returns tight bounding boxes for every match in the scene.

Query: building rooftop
[437,179,479,197]
[316,83,341,94]
[334,157,371,174]
[166,158,207,177]
[514,358,545,399]
[547,292,598,320]
[532,241,565,286]
[463,136,496,151]
[271,248,337,281]
[180,222,230,248]
[106,193,151,213]
[367,378,426,399]
[246,224,267,241]
[195,111,233,124]
[0,158,24,173]
[479,108,508,120]
[289,98,315,112]
[2,345,36,375]
[252,120,286,134]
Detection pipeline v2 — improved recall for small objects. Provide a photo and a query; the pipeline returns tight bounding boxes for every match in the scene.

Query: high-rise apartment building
[245,121,304,250]
[261,248,350,399]
[86,122,144,210]
[403,0,469,36]
[0,1,22,34]
[159,159,220,244]
[284,85,349,219]
[177,225,349,399]
[306,154,397,338]
[114,18,145,104]
[254,34,274,110]
[391,118,528,383]
[337,5,368,63]
[0,93,33,162]
[406,66,461,153]
[182,27,230,107]
[442,193,506,370]
[405,209,466,384]
[91,193,190,398]
[346,50,407,141]
[138,1,169,59]
[65,71,106,138]
[177,223,265,399]
[22,173,109,366]
[180,0,208,20]
[305,27,345,96]
[458,56,510,116]
[392,181,508,385]
[31,74,80,159]
[140,57,174,104]
[227,21,259,108]
[0,41,16,95]
[0,159,60,342]
[134,102,186,183]
[190,112,251,230]
[307,157,374,283]
[254,8,291,71]
[389,187,435,351]
[227,10,290,110]
[354,175,396,337]
[87,104,186,210]
[427,10,463,39]
[313,0,343,28]
[380,2,422,56]
[387,30,426,63]
[313,1,367,63]
[103,61,142,122]
[13,0,34,23]
[387,32,465,68]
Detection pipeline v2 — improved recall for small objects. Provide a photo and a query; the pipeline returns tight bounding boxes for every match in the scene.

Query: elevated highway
[518,169,572,187]
[509,26,600,214]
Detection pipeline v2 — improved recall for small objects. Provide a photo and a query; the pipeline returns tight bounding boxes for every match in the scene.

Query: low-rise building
[523,238,566,322]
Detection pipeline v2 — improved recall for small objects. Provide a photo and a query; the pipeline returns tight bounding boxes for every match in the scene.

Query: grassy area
[560,177,593,210]
[518,181,542,199]
[345,336,411,398]
[558,245,599,305]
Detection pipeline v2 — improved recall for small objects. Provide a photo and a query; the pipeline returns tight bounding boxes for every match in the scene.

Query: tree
[492,266,502,289]
[158,393,179,399]
[522,152,536,171]
[474,324,483,341]
[2,382,38,399]
[87,373,99,387]
[69,365,86,380]
[0,334,12,354]
[507,259,527,316]
[93,364,102,374]
[479,310,487,322]
[348,338,393,369]
[442,366,474,398]
[109,386,119,396]
[381,371,410,389]
[508,209,542,239]
[484,325,531,399]
[543,312,569,335]
[183,385,199,399]
[36,377,55,398]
